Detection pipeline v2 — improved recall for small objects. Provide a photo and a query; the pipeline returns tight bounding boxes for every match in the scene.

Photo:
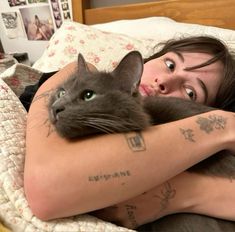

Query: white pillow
[33,17,235,72]
[32,21,158,73]
[32,18,235,73]
[93,16,235,46]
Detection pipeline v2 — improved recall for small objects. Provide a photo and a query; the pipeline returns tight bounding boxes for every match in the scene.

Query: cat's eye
[165,59,175,71]
[57,88,66,98]
[81,90,96,101]
[185,87,197,101]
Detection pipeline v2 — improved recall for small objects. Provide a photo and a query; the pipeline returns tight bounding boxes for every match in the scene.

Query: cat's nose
[52,105,65,119]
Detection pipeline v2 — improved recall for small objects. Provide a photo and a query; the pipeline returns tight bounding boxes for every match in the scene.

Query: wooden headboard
[72,0,235,30]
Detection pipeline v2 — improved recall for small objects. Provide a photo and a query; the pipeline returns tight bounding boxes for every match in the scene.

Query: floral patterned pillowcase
[32,21,159,73]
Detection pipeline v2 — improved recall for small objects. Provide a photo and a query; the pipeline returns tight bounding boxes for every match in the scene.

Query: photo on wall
[60,0,71,20]
[50,0,62,28]
[8,0,27,7]
[28,0,48,3]
[1,12,25,38]
[19,5,54,40]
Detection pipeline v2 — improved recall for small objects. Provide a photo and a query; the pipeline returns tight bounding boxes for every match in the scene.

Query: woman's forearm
[24,62,235,220]
[93,172,235,229]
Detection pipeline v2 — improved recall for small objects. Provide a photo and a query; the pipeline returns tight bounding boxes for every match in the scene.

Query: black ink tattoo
[125,204,138,228]
[125,132,146,152]
[180,128,195,142]
[196,114,227,134]
[32,89,56,137]
[88,170,131,182]
[43,118,55,137]
[32,89,53,104]
[154,182,176,212]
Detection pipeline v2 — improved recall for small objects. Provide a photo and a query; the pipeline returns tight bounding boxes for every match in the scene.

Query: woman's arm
[92,172,235,229]
[24,62,235,220]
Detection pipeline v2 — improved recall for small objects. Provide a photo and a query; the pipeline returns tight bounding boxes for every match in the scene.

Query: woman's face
[139,52,224,106]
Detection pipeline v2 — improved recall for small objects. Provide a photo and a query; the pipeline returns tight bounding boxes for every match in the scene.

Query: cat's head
[48,51,149,139]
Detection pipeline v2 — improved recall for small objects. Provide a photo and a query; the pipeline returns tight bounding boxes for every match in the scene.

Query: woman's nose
[155,75,180,94]
[158,83,168,93]
[155,79,171,94]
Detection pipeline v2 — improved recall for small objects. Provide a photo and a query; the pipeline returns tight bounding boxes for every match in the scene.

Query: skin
[140,52,223,105]
[92,172,235,228]
[24,53,235,227]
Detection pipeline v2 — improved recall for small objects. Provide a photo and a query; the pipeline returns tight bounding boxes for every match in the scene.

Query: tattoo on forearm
[32,89,56,136]
[32,89,53,104]
[125,132,146,152]
[125,204,138,228]
[154,182,176,212]
[180,128,195,142]
[43,118,55,137]
[179,114,227,142]
[88,170,131,182]
[196,114,227,134]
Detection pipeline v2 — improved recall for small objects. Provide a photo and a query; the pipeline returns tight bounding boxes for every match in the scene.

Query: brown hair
[144,36,235,109]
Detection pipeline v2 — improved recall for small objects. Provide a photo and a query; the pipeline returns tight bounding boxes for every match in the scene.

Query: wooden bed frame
[71,0,235,30]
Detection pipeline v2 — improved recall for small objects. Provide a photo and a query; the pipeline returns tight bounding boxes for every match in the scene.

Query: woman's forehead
[166,51,214,62]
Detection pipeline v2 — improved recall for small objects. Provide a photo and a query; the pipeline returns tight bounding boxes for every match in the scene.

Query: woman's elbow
[24,167,87,221]
[24,171,56,221]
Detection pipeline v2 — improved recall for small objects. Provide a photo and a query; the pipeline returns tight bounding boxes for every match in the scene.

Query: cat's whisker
[86,116,142,133]
[82,120,116,134]
[60,115,116,134]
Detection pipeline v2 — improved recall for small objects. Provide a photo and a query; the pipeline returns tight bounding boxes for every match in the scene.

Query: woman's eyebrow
[173,52,209,103]
[172,51,208,103]
[174,51,184,62]
[197,78,208,103]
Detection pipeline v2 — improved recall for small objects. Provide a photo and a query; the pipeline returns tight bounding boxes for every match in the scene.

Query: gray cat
[48,51,235,232]
[48,51,235,178]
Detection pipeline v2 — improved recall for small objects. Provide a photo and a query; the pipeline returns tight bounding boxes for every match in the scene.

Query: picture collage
[1,0,72,40]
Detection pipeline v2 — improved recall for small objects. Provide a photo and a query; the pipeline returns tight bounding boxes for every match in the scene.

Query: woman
[24,36,235,229]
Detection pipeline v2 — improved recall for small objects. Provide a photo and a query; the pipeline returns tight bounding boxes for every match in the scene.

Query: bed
[0,0,235,231]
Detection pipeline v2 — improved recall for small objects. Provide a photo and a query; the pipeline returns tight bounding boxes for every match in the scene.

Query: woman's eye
[165,59,175,71]
[185,87,196,101]
[57,88,66,98]
[82,90,96,101]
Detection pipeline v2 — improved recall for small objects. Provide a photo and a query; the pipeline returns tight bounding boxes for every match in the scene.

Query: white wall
[0,0,49,63]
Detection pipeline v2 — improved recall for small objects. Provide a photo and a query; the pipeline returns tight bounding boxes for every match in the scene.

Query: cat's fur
[48,51,235,232]
[48,51,235,178]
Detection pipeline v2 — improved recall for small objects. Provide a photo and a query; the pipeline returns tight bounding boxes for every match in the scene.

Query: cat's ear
[112,51,143,94]
[77,53,90,75]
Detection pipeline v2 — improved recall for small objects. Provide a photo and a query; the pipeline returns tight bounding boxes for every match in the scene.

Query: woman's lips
[139,84,156,96]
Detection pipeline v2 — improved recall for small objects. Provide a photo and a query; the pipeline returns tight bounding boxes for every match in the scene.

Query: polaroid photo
[20,5,55,40]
